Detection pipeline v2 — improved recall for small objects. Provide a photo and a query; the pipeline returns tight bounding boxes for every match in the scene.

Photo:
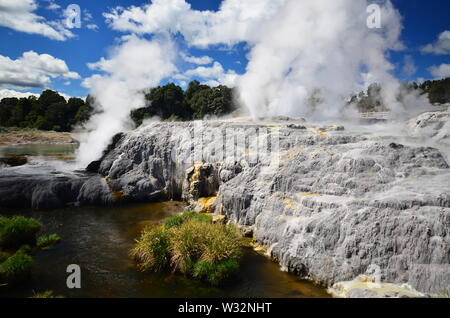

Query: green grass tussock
[0,216,41,249]
[37,234,62,250]
[0,216,61,288]
[132,211,244,286]
[0,251,33,285]
[131,226,171,272]
[30,290,64,298]
[163,211,212,229]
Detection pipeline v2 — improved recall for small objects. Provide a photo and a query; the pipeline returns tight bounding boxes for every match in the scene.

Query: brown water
[0,202,329,298]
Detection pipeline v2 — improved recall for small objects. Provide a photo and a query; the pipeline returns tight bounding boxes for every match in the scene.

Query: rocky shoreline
[0,111,449,296]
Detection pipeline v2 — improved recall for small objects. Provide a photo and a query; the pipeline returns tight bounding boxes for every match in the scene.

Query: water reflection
[0,202,329,298]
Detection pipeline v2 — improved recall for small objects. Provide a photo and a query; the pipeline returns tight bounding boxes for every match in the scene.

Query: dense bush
[132,212,243,286]
[0,216,41,249]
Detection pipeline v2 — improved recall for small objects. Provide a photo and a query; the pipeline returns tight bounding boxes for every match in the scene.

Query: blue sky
[0,0,448,98]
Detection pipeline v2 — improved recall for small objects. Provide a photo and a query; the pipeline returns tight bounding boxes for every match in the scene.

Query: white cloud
[181,53,213,65]
[83,8,99,30]
[104,0,285,47]
[0,0,74,41]
[428,63,450,79]
[43,0,60,11]
[183,61,238,87]
[421,31,450,55]
[0,88,39,100]
[0,51,80,89]
[0,88,75,101]
[86,24,99,30]
[402,55,417,77]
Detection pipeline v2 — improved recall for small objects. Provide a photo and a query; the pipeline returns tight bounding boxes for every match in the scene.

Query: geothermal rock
[93,114,449,294]
[0,170,112,209]
[407,110,450,148]
[1,111,449,294]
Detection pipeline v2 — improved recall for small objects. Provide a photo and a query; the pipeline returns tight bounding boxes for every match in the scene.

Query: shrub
[0,251,33,285]
[0,216,41,249]
[131,226,171,272]
[37,234,61,250]
[133,211,244,286]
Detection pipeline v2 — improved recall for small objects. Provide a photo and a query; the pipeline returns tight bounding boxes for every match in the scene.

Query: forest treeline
[0,80,236,132]
[0,78,448,132]
[0,90,93,132]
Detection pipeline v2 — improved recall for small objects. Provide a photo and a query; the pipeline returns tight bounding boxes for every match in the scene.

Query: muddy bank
[0,130,77,146]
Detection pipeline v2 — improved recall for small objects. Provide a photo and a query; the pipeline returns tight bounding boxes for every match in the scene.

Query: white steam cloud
[237,0,414,119]
[76,35,177,167]
[104,0,430,122]
[78,0,433,166]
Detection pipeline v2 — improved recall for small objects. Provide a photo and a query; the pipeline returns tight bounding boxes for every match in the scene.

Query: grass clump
[163,211,212,229]
[0,216,41,249]
[0,251,33,285]
[0,216,61,289]
[37,234,61,250]
[192,259,240,286]
[30,290,64,298]
[132,226,171,272]
[132,211,243,286]
[0,251,7,263]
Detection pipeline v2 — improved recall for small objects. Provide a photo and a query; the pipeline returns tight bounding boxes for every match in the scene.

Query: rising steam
[77,0,432,166]
[237,0,418,119]
[76,35,177,167]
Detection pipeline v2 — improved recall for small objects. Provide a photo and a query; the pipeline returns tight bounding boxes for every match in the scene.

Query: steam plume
[76,35,177,167]
[237,0,425,119]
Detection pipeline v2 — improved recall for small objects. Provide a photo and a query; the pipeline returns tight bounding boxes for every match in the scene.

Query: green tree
[190,85,235,119]
[0,98,18,126]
